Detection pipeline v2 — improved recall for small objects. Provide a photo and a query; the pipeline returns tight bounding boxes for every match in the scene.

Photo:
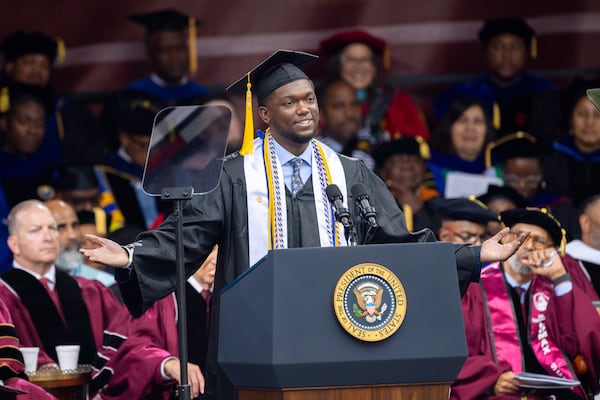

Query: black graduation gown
[117,153,480,400]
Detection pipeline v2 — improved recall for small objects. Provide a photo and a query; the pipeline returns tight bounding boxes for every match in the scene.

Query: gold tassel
[240,72,255,155]
[415,136,430,159]
[484,142,494,169]
[530,36,537,59]
[188,17,198,74]
[493,102,501,131]
[92,207,107,236]
[559,228,566,256]
[402,204,413,232]
[56,38,66,64]
[0,87,9,113]
[383,46,391,70]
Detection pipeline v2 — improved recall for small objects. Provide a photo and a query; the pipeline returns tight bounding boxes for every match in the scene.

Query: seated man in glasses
[431,196,499,245]
[451,207,600,400]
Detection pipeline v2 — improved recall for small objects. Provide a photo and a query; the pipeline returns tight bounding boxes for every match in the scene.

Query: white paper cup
[55,345,80,371]
[20,347,39,373]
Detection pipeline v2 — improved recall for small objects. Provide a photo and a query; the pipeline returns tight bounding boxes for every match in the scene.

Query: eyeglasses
[445,227,486,244]
[340,55,374,66]
[503,174,542,188]
[507,230,553,249]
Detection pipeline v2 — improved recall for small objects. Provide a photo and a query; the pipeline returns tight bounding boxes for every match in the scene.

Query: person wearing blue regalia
[125,9,209,106]
[434,17,559,142]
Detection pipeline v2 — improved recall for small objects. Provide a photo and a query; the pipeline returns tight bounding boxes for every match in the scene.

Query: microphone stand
[162,186,193,400]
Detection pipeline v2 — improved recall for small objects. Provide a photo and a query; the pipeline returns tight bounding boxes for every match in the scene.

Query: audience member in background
[0,298,57,399]
[0,201,129,377]
[478,184,527,235]
[452,208,600,400]
[125,9,209,105]
[0,83,55,272]
[1,31,105,164]
[431,197,498,245]
[319,30,429,146]
[428,97,497,197]
[545,78,600,204]
[45,200,114,286]
[487,131,564,207]
[53,163,124,234]
[0,82,57,207]
[99,92,167,233]
[435,17,559,141]
[565,193,600,297]
[373,137,439,232]
[316,79,374,169]
[96,246,217,399]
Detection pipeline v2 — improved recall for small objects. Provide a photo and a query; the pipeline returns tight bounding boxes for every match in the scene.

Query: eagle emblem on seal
[352,282,388,323]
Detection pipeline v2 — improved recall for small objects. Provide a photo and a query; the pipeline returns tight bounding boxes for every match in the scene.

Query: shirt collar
[503,268,532,292]
[271,136,313,167]
[187,276,212,294]
[13,262,57,286]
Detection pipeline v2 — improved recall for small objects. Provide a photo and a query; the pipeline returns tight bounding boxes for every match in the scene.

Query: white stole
[244,135,348,267]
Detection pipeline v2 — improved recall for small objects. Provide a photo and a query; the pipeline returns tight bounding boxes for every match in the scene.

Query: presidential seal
[333,263,406,342]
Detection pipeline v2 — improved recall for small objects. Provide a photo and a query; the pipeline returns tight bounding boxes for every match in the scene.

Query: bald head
[7,199,47,235]
[7,200,59,274]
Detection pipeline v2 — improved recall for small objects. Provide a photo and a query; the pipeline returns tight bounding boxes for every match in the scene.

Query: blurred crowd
[1,9,600,400]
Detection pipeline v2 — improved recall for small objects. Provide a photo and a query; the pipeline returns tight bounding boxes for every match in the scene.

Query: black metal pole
[175,197,190,400]
[162,187,193,400]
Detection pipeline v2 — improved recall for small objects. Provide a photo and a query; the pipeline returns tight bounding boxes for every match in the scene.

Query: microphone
[325,184,352,230]
[351,183,378,229]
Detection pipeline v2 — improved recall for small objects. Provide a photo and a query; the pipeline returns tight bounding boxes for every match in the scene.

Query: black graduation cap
[372,137,430,170]
[500,207,566,254]
[477,184,528,209]
[129,9,200,73]
[430,196,499,225]
[0,81,54,115]
[478,17,537,58]
[226,49,318,155]
[128,9,199,33]
[1,31,63,63]
[53,163,99,191]
[484,131,550,168]
[114,90,164,136]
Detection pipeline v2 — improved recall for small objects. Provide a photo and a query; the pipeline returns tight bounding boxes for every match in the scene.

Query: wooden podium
[219,243,467,400]
[238,383,451,400]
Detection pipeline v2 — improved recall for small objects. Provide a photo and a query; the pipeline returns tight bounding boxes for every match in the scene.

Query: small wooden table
[28,365,91,400]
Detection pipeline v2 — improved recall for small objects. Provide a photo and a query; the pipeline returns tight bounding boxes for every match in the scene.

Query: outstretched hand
[480,228,529,264]
[80,234,130,268]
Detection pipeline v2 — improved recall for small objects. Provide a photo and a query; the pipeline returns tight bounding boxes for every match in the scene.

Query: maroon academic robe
[0,298,57,400]
[0,269,130,369]
[95,283,209,399]
[451,257,600,400]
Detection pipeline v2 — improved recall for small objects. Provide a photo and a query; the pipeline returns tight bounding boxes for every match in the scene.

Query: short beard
[56,240,83,271]
[507,252,533,276]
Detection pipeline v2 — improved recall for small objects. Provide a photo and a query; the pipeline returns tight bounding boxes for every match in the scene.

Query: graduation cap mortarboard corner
[128,9,200,74]
[226,49,318,155]
[430,196,499,225]
[478,17,537,59]
[320,30,391,70]
[1,31,65,64]
[500,207,567,255]
[484,131,550,169]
